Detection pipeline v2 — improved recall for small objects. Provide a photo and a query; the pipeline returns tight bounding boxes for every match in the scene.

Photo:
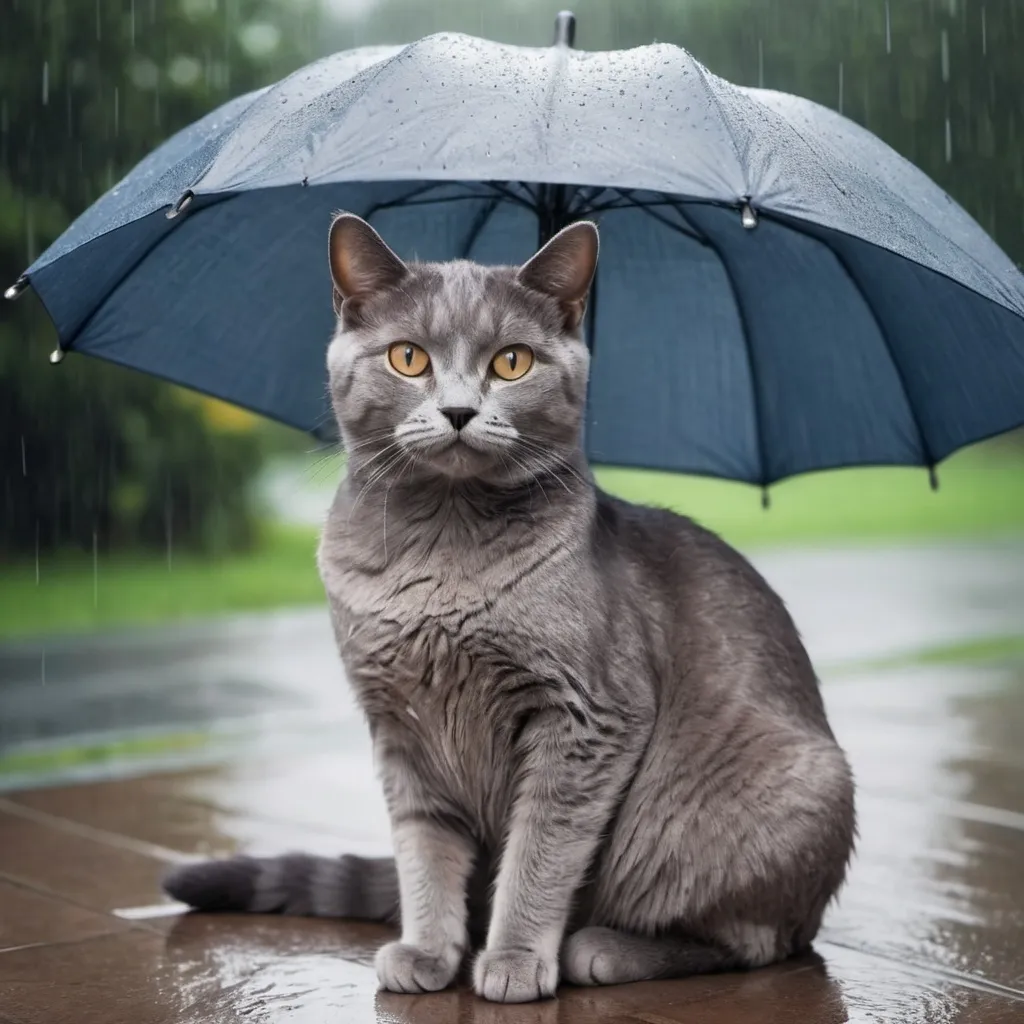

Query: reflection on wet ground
[0,541,1022,1022]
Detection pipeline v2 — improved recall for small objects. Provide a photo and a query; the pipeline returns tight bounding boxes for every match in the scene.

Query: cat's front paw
[473,948,558,1003]
[375,941,460,994]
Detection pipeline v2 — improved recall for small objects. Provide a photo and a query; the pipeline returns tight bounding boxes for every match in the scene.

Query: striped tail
[163,853,399,922]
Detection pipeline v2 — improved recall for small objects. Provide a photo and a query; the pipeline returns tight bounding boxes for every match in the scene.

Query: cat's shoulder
[593,488,721,548]
[591,488,761,582]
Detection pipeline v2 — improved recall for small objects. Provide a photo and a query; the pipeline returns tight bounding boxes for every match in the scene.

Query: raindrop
[945,115,952,162]
[981,6,988,55]
[838,62,844,114]
[758,39,764,88]
[885,1,892,53]
[165,483,173,572]
[941,30,950,82]
[40,647,46,686]
[42,61,49,105]
[113,86,120,136]
[93,529,99,608]
[21,436,27,476]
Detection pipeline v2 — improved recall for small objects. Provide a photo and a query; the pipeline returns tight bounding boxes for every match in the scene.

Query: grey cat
[164,214,856,1004]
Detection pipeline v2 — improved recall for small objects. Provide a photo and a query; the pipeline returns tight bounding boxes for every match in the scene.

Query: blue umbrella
[7,13,1024,493]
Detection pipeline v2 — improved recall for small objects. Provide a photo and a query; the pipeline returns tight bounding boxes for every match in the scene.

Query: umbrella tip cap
[4,277,28,301]
[166,190,194,220]
[49,348,65,365]
[554,10,576,47]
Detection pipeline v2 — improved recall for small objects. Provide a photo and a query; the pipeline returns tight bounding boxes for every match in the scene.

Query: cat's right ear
[328,213,408,319]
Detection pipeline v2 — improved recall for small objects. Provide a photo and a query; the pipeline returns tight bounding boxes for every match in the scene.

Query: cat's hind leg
[561,925,768,986]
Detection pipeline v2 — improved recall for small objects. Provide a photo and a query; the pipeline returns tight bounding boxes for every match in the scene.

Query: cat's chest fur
[319,494,592,835]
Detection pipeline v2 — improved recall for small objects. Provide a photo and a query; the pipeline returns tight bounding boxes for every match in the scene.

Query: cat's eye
[491,345,534,381]
[387,342,430,377]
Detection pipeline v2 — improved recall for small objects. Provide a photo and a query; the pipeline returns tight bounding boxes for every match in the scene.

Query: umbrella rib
[820,237,936,474]
[567,186,607,216]
[669,202,770,489]
[485,181,540,212]
[691,62,748,196]
[365,182,537,220]
[459,198,502,260]
[362,182,471,218]
[572,188,710,247]
[55,193,238,350]
[622,193,711,247]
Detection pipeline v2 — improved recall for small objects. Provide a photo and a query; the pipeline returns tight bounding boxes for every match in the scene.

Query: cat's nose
[441,407,478,431]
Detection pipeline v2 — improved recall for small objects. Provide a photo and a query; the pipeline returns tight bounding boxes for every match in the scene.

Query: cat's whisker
[382,451,419,564]
[505,450,551,506]
[303,447,345,483]
[349,447,412,519]
[512,438,580,494]
[349,438,408,480]
[342,429,401,455]
[524,445,590,491]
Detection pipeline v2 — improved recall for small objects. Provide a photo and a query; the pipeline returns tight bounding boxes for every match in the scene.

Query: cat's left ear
[517,220,599,332]
[328,213,408,317]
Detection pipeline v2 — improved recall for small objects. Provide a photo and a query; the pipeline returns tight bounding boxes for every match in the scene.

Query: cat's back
[592,488,784,612]
[592,489,831,733]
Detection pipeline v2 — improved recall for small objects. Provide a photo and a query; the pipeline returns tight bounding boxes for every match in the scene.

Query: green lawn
[1,444,1021,641]
[0,524,325,641]
[596,442,1024,548]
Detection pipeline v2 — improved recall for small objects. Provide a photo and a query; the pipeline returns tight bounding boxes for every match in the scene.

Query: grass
[596,443,1024,548]
[0,731,208,777]
[0,444,1021,641]
[0,524,324,641]
[829,633,1024,678]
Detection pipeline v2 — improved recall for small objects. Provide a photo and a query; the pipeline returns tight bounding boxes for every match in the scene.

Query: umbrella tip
[4,276,28,301]
[166,190,194,220]
[554,10,576,48]
[49,347,65,365]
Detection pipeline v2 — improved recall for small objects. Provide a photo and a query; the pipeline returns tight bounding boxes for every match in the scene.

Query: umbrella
[7,12,1024,494]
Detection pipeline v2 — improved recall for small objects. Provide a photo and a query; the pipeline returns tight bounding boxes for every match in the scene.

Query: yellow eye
[387,342,430,377]
[491,345,534,381]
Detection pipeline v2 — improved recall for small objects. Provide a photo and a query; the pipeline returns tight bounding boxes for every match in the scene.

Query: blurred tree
[0,0,323,559]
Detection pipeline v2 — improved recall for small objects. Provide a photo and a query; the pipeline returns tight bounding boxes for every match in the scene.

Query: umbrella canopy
[8,14,1024,488]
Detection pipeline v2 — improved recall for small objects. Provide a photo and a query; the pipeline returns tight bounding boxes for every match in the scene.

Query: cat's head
[325,213,598,486]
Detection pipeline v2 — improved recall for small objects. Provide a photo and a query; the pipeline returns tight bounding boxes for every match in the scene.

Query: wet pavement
[0,540,1022,1022]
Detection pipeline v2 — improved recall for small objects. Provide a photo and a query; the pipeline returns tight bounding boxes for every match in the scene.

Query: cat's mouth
[412,433,502,479]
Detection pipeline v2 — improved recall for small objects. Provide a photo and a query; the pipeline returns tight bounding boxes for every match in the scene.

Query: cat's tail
[162,853,399,922]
